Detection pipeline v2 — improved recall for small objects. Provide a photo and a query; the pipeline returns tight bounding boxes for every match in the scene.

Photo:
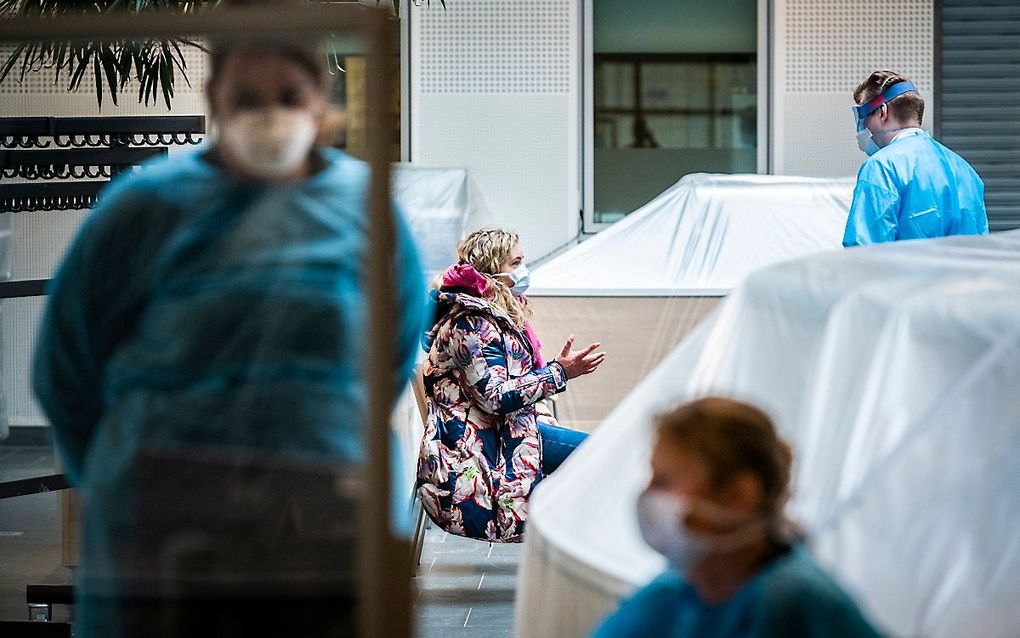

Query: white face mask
[503,263,530,296]
[856,128,880,156]
[857,125,915,157]
[218,107,317,180]
[636,489,767,573]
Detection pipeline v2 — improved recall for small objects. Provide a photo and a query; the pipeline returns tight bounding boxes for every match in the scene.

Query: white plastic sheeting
[393,164,493,282]
[391,164,492,510]
[515,231,1020,638]
[529,173,854,297]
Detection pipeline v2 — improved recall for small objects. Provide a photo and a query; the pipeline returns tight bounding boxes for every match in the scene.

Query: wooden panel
[60,489,80,568]
[528,296,720,432]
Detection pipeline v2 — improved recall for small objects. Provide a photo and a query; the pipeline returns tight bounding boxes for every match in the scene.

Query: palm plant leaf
[0,0,442,108]
[0,0,208,109]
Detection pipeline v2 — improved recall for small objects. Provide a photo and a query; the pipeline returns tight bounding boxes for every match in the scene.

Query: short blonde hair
[454,228,531,327]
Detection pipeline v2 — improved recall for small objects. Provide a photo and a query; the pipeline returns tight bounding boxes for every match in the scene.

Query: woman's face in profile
[496,243,525,287]
[647,436,761,536]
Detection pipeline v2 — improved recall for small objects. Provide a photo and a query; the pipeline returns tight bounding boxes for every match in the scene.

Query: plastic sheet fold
[516,230,1020,638]
[530,173,854,297]
[392,164,493,282]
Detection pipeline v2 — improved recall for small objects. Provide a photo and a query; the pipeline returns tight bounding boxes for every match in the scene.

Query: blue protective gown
[843,131,988,247]
[32,148,426,635]
[594,544,884,638]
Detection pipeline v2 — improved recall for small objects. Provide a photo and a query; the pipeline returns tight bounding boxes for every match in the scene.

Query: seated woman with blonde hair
[417,228,604,542]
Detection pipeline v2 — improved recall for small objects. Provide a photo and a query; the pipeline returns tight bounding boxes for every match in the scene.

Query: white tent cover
[516,230,1020,637]
[390,164,492,516]
[393,163,493,282]
[529,173,854,297]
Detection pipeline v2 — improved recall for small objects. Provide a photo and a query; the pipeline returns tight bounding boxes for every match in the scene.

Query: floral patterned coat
[417,289,567,542]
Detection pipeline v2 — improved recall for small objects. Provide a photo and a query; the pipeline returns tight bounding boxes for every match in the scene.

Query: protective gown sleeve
[963,175,989,235]
[388,205,428,537]
[32,179,155,484]
[843,178,901,247]
[392,204,428,393]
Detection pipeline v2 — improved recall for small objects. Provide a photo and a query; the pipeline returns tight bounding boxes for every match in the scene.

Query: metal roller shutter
[939,0,1020,231]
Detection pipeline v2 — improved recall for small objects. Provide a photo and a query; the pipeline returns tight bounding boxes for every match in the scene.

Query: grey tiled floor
[1,445,518,635]
[414,525,521,637]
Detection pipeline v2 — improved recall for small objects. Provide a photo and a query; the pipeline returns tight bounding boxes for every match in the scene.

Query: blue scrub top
[594,544,884,638]
[843,131,988,247]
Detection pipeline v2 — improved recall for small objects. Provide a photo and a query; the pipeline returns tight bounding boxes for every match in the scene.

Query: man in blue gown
[844,70,988,247]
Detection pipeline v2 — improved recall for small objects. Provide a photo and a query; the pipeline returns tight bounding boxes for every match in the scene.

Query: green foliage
[0,0,211,109]
[0,0,444,109]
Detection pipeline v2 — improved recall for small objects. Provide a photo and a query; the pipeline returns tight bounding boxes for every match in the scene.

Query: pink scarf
[441,263,491,297]
[440,263,545,368]
[522,320,546,368]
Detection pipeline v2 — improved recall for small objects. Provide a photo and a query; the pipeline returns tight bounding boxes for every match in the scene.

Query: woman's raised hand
[553,335,606,379]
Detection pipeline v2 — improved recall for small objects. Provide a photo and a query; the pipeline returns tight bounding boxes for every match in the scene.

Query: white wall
[771,0,934,178]
[408,0,580,261]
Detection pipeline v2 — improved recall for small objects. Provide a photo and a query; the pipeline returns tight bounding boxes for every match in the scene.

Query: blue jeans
[538,422,588,475]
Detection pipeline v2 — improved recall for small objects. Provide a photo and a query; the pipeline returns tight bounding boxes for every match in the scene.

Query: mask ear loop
[871,104,914,146]
[665,493,774,555]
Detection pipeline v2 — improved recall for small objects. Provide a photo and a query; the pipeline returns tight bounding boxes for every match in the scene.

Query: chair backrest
[410,364,428,424]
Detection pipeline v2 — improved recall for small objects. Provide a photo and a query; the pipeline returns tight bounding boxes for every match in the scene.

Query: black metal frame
[0,182,110,213]
[0,116,207,299]
[0,147,167,180]
[0,473,71,499]
[0,116,205,214]
[0,116,205,149]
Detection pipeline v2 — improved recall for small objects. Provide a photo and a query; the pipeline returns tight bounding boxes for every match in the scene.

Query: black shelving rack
[0,115,206,300]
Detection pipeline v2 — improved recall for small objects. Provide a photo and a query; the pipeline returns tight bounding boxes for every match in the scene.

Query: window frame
[580,0,771,233]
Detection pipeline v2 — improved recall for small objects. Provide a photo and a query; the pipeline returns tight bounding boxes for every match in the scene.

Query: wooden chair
[409,365,430,566]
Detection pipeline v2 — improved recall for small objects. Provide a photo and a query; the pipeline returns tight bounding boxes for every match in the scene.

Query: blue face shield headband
[852,81,918,131]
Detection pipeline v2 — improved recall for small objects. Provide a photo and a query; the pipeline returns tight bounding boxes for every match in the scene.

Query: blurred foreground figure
[32,35,424,637]
[595,398,883,638]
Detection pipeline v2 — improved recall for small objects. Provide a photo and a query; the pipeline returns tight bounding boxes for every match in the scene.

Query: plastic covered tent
[529,173,854,297]
[393,164,493,282]
[526,173,853,431]
[515,230,1020,638]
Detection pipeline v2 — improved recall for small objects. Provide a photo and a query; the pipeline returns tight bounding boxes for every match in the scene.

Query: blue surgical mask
[505,264,530,296]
